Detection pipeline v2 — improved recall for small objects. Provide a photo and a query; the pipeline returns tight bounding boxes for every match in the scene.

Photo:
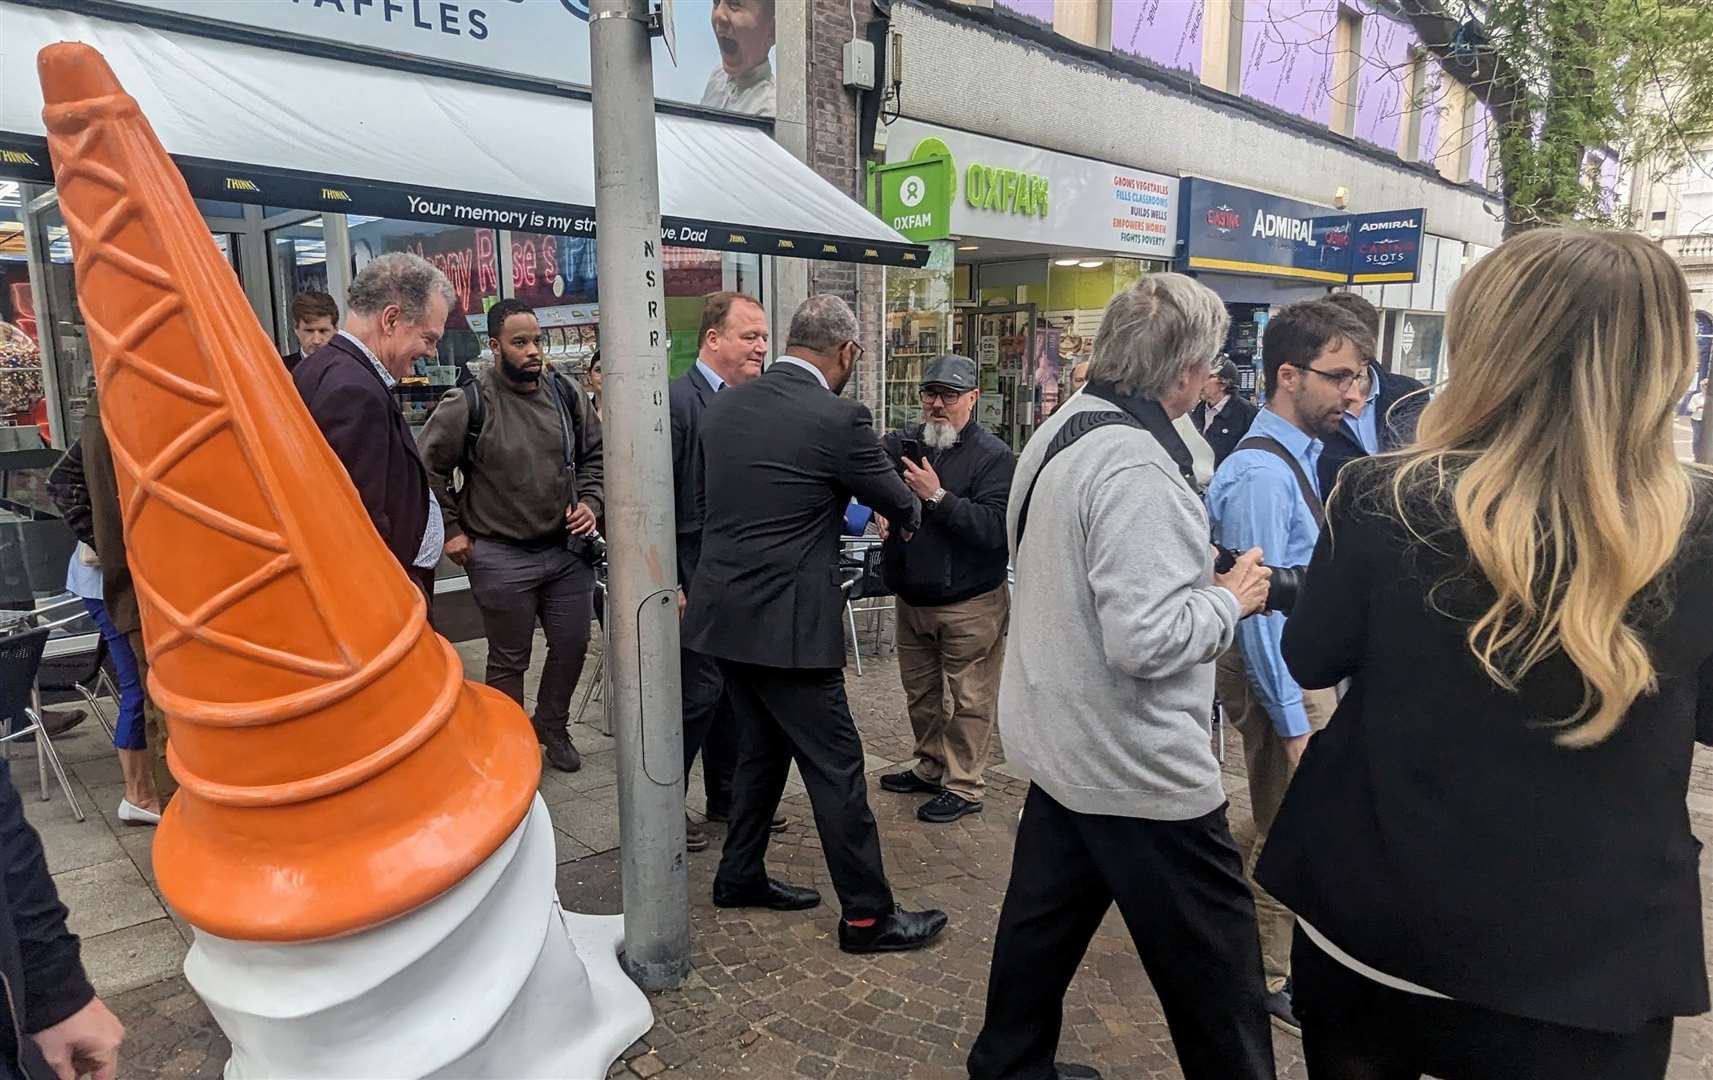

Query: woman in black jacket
[1257,228,1713,1079]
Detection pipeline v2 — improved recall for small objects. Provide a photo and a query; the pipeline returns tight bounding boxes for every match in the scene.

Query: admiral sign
[1346,210,1426,284]
[1181,179,1426,285]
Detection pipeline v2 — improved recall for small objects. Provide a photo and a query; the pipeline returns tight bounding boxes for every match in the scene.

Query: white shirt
[335,331,445,569]
[701,59,776,117]
[64,547,102,601]
[1201,394,1229,432]
[774,356,829,390]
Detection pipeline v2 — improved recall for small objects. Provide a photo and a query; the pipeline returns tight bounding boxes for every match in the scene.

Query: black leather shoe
[838,906,948,954]
[1055,1066,1103,1080]
[918,790,983,823]
[879,769,942,795]
[539,728,582,773]
[712,878,822,911]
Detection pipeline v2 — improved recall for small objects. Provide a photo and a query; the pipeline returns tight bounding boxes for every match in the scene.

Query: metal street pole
[588,0,690,991]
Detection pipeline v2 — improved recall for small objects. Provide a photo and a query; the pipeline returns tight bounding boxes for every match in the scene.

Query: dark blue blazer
[669,362,719,593]
[1316,363,1429,496]
[292,335,430,581]
[682,362,920,669]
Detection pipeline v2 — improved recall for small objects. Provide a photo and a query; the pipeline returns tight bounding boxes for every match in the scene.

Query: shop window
[884,263,955,431]
[0,190,42,443]
[505,231,601,381]
[269,221,331,354]
[1395,311,1445,384]
[348,219,500,422]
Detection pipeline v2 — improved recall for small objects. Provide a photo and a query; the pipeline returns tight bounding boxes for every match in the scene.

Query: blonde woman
[1257,229,1713,1079]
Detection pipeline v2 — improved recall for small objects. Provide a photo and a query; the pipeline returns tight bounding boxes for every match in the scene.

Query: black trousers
[967,785,1275,1080]
[712,660,893,920]
[680,647,736,814]
[1294,927,1674,1080]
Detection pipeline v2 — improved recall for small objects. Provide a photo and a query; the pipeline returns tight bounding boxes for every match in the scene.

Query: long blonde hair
[1391,228,1697,746]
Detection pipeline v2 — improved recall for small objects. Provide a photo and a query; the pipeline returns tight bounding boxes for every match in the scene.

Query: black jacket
[281,351,304,374]
[0,760,94,1080]
[1315,363,1427,496]
[292,335,430,581]
[879,421,1013,606]
[668,363,719,593]
[682,362,920,669]
[1188,393,1259,468]
[1259,460,1713,1033]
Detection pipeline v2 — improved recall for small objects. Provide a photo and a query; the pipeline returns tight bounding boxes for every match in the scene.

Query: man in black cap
[877,355,1015,823]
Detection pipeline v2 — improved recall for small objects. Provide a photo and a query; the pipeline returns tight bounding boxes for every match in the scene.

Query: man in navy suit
[292,253,452,607]
[671,291,772,851]
[1314,292,1428,495]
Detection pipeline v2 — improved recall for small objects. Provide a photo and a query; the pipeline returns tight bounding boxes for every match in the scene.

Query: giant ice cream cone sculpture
[38,43,651,1075]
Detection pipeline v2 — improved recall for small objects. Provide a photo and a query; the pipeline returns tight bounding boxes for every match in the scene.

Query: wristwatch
[926,487,947,510]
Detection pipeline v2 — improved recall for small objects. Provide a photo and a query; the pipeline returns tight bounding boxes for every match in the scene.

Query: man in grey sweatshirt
[967,275,1277,1080]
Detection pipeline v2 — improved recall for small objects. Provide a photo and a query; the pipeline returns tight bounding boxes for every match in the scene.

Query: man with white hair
[293,251,453,608]
[967,274,1277,1080]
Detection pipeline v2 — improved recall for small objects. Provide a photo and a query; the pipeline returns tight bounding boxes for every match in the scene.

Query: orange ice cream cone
[37,42,540,941]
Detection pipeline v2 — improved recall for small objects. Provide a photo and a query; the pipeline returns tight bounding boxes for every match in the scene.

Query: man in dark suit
[1315,291,1428,495]
[682,295,948,954]
[281,290,338,373]
[293,253,451,605]
[1189,359,1259,467]
[670,290,773,851]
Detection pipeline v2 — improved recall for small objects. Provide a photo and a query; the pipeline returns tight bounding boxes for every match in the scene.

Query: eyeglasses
[844,339,865,362]
[1295,364,1363,392]
[920,388,970,404]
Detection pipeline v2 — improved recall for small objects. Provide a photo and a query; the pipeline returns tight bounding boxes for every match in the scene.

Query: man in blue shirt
[1206,298,1371,1036]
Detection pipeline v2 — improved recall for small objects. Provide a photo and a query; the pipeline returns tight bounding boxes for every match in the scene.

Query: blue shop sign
[1181,179,1349,284]
[1346,209,1426,284]
[1180,179,1426,285]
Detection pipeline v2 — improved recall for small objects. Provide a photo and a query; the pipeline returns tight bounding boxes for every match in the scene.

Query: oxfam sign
[879,119,1178,258]
[963,163,1049,218]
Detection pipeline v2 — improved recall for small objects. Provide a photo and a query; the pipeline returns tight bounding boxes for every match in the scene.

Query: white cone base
[182,795,654,1078]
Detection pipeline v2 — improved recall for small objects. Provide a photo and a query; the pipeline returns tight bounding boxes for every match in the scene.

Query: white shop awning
[0,3,926,266]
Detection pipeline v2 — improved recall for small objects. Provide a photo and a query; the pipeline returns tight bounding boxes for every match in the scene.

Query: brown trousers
[1216,645,1335,994]
[125,629,177,799]
[895,586,1009,801]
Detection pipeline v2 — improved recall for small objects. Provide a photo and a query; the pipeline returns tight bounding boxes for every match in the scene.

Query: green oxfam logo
[869,135,1052,242]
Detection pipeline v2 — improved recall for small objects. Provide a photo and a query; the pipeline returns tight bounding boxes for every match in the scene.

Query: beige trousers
[1216,644,1336,994]
[895,586,1010,801]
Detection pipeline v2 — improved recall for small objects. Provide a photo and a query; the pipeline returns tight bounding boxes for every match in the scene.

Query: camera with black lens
[1213,545,1307,616]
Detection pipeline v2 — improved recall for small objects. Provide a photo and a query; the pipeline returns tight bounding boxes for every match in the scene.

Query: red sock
[844,917,877,928]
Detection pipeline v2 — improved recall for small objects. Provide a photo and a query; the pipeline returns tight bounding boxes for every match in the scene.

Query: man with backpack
[419,298,604,773]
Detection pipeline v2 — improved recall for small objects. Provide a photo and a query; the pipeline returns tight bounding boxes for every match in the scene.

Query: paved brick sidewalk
[30,640,1713,1079]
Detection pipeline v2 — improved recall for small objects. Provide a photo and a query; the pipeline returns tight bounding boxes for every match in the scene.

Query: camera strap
[1233,436,1324,528]
[1014,383,1199,549]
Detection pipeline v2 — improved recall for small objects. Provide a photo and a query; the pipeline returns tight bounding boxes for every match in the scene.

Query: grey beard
[922,419,958,450]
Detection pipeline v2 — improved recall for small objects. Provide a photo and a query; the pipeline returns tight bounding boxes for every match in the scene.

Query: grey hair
[1087,274,1230,399]
[786,294,859,353]
[346,252,456,322]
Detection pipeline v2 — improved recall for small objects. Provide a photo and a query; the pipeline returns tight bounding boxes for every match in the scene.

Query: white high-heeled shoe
[118,799,161,826]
